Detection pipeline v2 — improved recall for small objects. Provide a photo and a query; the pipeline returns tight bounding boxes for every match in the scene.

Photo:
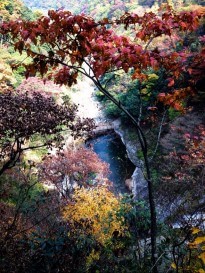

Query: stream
[86,133,135,194]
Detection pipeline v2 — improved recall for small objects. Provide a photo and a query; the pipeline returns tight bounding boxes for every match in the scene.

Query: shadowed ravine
[69,78,135,194]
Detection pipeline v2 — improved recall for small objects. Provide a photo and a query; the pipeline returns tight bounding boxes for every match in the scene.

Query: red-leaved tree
[0,90,95,175]
[39,147,110,197]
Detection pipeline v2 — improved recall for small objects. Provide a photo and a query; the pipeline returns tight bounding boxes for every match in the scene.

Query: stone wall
[112,119,148,200]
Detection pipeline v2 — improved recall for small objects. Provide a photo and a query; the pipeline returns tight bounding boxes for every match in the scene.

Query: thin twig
[138,89,143,126]
[150,109,167,163]
[148,251,166,273]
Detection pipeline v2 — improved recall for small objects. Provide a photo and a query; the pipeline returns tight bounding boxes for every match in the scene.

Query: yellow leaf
[193,237,205,245]
[188,242,198,249]
[192,227,201,234]
[141,88,148,95]
[199,252,205,264]
[171,262,177,269]
[198,269,205,273]
[148,73,159,81]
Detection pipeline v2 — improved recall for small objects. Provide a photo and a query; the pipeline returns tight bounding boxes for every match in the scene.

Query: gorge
[69,77,143,196]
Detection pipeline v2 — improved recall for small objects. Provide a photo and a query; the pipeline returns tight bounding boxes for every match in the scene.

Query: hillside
[21,0,205,19]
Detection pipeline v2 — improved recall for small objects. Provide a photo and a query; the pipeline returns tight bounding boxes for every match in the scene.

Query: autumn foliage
[0,90,95,175]
[0,6,204,110]
[63,186,128,244]
[40,147,110,195]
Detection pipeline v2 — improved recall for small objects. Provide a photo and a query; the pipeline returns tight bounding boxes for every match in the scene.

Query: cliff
[112,119,148,200]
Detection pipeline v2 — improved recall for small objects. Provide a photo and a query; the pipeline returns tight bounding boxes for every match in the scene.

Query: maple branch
[144,36,155,50]
[0,140,22,176]
[79,58,93,76]
[21,143,48,151]
[93,77,148,153]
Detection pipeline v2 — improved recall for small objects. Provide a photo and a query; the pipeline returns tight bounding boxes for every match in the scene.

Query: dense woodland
[21,0,205,18]
[0,0,205,272]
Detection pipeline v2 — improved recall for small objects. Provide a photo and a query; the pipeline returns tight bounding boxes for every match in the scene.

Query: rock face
[113,119,148,200]
[92,122,114,136]
[125,178,132,191]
